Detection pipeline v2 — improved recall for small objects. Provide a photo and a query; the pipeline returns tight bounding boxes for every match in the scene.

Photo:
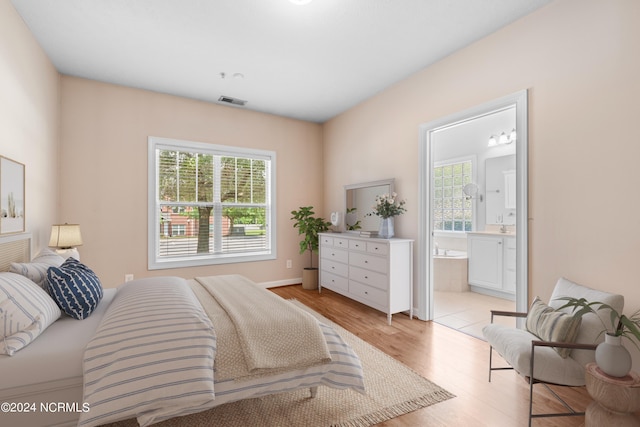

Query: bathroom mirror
[344,179,394,232]
[485,155,516,225]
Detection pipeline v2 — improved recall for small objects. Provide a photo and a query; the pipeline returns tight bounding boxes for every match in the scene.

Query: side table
[584,362,640,426]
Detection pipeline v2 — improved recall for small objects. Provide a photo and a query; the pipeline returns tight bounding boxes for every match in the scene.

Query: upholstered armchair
[482,277,624,426]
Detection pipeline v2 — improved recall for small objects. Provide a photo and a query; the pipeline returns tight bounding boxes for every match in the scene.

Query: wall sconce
[488,128,516,147]
[49,223,83,260]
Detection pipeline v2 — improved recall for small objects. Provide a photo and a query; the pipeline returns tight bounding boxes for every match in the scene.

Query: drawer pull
[364,276,368,279]
[365,260,368,263]
[365,291,368,295]
[331,266,335,269]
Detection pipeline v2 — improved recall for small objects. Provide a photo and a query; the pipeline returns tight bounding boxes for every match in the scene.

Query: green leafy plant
[556,297,640,351]
[290,206,331,269]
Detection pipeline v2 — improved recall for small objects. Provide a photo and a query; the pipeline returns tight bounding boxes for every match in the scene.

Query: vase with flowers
[367,192,407,238]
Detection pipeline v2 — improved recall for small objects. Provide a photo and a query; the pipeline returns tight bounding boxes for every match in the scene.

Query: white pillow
[9,248,65,289]
[0,272,61,356]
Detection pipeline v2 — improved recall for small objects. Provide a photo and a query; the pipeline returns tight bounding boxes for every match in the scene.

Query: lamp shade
[49,224,83,248]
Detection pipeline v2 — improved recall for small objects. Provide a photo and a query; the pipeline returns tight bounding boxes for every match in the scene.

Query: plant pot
[595,333,632,377]
[302,268,318,290]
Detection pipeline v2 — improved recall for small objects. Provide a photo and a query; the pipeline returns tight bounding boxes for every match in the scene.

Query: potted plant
[556,297,640,377]
[290,206,331,290]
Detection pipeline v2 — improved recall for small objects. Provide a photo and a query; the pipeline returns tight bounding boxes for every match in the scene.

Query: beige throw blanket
[194,275,331,377]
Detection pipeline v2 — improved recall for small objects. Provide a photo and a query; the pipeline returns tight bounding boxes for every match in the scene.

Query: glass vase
[378,217,395,239]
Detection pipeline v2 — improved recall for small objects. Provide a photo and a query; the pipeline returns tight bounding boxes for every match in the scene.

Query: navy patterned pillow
[46,258,104,320]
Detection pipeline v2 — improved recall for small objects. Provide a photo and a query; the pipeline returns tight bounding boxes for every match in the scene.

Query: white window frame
[433,155,477,237]
[148,136,277,270]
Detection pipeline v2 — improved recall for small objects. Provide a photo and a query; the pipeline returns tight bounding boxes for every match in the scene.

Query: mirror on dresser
[344,179,394,232]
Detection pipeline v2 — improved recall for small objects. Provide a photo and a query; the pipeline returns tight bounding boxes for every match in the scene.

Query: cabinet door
[503,237,517,293]
[468,236,503,289]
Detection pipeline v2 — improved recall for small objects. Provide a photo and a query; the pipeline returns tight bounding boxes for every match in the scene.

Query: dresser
[318,233,413,325]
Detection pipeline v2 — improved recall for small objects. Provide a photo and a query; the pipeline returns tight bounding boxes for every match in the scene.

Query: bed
[0,234,365,427]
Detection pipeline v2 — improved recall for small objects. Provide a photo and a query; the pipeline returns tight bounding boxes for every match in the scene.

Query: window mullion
[213,156,222,253]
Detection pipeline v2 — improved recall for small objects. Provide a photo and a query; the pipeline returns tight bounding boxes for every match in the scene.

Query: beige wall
[5,0,640,368]
[0,0,60,250]
[60,77,323,288]
[324,0,640,368]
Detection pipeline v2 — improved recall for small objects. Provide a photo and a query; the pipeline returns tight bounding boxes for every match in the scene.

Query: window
[148,137,276,269]
[433,157,475,232]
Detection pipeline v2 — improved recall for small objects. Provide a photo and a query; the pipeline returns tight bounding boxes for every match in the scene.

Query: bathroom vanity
[467,231,516,300]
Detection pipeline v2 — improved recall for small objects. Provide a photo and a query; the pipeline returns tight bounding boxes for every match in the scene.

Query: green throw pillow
[526,297,582,358]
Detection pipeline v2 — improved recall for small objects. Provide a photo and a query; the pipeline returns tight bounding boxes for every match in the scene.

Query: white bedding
[0,275,365,427]
[0,288,117,390]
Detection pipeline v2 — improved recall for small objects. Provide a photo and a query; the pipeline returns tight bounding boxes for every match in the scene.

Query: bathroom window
[433,158,474,232]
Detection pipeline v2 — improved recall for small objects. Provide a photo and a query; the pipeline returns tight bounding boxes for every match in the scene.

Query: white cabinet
[319,233,413,325]
[467,232,516,299]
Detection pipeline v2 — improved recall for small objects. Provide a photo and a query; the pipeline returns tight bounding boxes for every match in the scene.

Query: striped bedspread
[78,277,217,427]
[79,275,365,426]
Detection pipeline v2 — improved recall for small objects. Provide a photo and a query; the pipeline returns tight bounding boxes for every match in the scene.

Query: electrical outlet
[125,274,134,282]
[286,260,292,269]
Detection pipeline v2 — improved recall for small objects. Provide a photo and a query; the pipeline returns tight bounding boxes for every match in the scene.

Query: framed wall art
[0,156,25,234]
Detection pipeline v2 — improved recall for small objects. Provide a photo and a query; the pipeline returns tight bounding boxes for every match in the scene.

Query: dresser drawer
[321,271,348,292]
[367,241,388,256]
[334,237,349,248]
[320,235,334,246]
[349,266,388,291]
[348,239,367,251]
[321,247,348,264]
[349,280,387,308]
[321,259,349,277]
[349,252,387,274]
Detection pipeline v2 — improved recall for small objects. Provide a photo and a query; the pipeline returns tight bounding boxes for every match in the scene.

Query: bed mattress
[0,288,117,391]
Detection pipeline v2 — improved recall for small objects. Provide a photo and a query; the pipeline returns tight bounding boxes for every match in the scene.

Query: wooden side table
[584,362,640,426]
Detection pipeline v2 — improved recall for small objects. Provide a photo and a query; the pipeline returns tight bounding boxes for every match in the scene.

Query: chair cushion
[483,323,586,386]
[549,277,624,368]
[525,297,582,358]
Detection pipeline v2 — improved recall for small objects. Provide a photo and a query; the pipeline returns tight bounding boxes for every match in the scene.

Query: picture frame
[0,156,25,234]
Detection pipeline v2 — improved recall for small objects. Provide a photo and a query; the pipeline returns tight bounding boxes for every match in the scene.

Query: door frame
[417,90,529,320]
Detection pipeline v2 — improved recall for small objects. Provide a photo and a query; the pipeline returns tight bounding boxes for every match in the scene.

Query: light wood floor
[270,285,593,427]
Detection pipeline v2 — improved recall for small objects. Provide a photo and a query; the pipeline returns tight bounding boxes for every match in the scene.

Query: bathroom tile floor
[434,291,516,340]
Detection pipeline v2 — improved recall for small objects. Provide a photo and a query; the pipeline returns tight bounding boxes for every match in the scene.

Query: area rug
[105,300,454,427]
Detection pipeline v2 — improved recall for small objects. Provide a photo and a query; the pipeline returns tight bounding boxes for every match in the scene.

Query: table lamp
[49,223,83,260]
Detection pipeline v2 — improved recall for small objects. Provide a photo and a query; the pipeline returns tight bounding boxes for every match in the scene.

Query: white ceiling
[11,0,551,123]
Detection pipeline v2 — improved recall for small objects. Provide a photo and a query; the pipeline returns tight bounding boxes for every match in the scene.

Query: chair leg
[528,342,585,425]
[488,345,493,382]
[529,374,534,427]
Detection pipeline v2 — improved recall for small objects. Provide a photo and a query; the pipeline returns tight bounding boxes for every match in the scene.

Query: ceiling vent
[218,95,247,106]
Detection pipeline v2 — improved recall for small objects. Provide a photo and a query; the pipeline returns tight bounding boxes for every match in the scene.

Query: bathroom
[430,105,519,338]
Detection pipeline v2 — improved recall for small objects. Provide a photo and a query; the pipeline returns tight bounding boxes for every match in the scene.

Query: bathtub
[434,249,467,259]
[433,249,469,292]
